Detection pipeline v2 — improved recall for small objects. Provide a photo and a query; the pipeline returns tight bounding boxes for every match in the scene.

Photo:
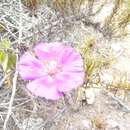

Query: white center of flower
[47,60,57,71]
[43,60,60,76]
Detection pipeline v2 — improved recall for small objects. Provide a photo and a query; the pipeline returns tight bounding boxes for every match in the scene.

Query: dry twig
[3,0,23,129]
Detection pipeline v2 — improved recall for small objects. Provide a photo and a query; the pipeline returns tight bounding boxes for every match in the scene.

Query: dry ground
[0,0,130,130]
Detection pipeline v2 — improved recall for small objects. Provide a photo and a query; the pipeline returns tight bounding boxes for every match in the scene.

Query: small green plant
[0,38,16,73]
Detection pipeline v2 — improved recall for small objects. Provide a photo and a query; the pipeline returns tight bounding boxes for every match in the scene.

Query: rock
[111,43,123,58]
[106,119,118,128]
[111,43,121,52]
[82,119,92,130]
[85,88,96,105]
[106,119,125,130]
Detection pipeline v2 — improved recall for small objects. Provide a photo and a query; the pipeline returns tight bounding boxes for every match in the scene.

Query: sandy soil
[0,0,130,130]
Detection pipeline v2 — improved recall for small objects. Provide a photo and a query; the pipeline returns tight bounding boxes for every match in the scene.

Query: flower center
[43,60,61,76]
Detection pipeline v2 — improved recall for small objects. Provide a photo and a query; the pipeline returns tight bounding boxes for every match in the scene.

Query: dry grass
[0,0,130,130]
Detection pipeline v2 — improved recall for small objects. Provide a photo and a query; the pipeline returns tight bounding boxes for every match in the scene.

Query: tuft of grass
[22,0,38,10]
[75,36,113,104]
[21,0,47,10]
[105,72,130,101]
[104,0,130,38]
[76,37,112,83]
[108,72,130,97]
[52,0,87,15]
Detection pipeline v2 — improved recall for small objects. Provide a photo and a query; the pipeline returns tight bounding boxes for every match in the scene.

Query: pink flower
[18,42,84,100]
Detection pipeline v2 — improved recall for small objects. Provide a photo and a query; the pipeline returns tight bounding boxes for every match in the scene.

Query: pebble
[85,88,96,105]
[82,119,92,130]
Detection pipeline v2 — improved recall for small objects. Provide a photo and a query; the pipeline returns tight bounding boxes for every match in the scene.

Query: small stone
[111,44,122,53]
[82,119,92,130]
[85,88,95,104]
[106,119,118,129]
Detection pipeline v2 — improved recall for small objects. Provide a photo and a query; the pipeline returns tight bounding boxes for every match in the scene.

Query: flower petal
[55,47,84,92]
[58,47,83,68]
[55,70,84,92]
[34,42,65,60]
[26,76,62,100]
[18,52,46,80]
